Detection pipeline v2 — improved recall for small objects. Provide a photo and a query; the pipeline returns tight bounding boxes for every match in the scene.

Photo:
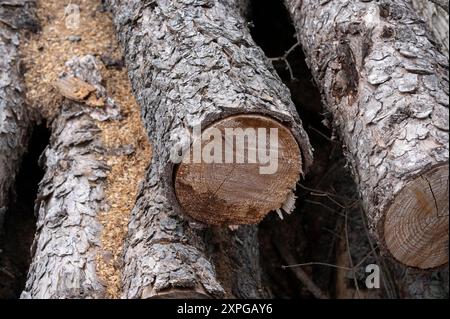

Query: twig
[345,208,361,298]
[269,42,300,81]
[309,125,336,143]
[282,261,352,271]
[276,243,330,299]
[298,183,353,202]
[304,199,355,221]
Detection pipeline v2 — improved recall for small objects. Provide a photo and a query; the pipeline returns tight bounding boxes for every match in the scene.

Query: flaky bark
[120,177,225,299]
[107,0,281,298]
[108,0,312,226]
[286,0,449,269]
[412,0,449,57]
[120,171,266,298]
[21,55,121,299]
[0,0,38,235]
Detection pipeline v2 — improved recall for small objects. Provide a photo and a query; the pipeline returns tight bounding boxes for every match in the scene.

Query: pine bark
[411,0,449,57]
[119,168,266,298]
[285,0,449,269]
[21,55,121,299]
[107,0,312,226]
[0,0,38,236]
[107,0,281,298]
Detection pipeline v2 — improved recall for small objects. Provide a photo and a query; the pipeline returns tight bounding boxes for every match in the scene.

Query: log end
[175,114,302,225]
[384,164,449,269]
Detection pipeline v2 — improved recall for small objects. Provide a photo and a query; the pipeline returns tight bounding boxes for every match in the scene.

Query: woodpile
[0,0,447,299]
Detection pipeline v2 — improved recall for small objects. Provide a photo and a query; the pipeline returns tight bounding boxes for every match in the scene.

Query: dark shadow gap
[0,122,49,299]
[247,0,344,298]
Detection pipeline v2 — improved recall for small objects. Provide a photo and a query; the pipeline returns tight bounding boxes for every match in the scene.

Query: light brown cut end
[384,164,449,269]
[175,114,302,225]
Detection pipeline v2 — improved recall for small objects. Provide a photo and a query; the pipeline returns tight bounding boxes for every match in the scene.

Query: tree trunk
[20,55,121,299]
[108,0,313,226]
[285,0,449,269]
[106,0,281,298]
[0,0,38,235]
[411,0,449,57]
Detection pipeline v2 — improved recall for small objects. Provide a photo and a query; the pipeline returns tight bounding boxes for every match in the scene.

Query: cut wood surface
[285,0,449,268]
[0,0,38,235]
[175,114,301,225]
[21,55,120,298]
[108,0,312,226]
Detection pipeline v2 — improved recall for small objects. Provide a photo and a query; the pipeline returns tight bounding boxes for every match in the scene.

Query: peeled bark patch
[285,0,449,268]
[175,114,301,225]
[108,0,312,226]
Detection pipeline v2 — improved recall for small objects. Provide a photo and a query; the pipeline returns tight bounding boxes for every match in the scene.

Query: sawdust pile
[20,0,151,298]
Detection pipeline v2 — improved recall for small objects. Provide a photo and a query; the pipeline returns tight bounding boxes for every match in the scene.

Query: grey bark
[428,0,449,13]
[120,179,225,298]
[0,0,38,235]
[107,0,292,298]
[388,262,449,298]
[21,55,121,299]
[206,226,269,298]
[412,0,449,57]
[285,0,449,258]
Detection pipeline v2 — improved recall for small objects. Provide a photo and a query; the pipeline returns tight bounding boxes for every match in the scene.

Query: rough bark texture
[107,0,281,298]
[0,0,38,236]
[388,261,449,298]
[428,0,449,13]
[286,0,449,268]
[108,0,313,223]
[119,167,265,298]
[411,0,449,57]
[206,225,268,298]
[120,176,225,299]
[20,55,121,299]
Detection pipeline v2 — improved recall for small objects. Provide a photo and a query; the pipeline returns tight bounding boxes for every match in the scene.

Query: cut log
[285,0,449,269]
[108,0,312,226]
[0,0,38,235]
[20,55,121,298]
[428,0,449,13]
